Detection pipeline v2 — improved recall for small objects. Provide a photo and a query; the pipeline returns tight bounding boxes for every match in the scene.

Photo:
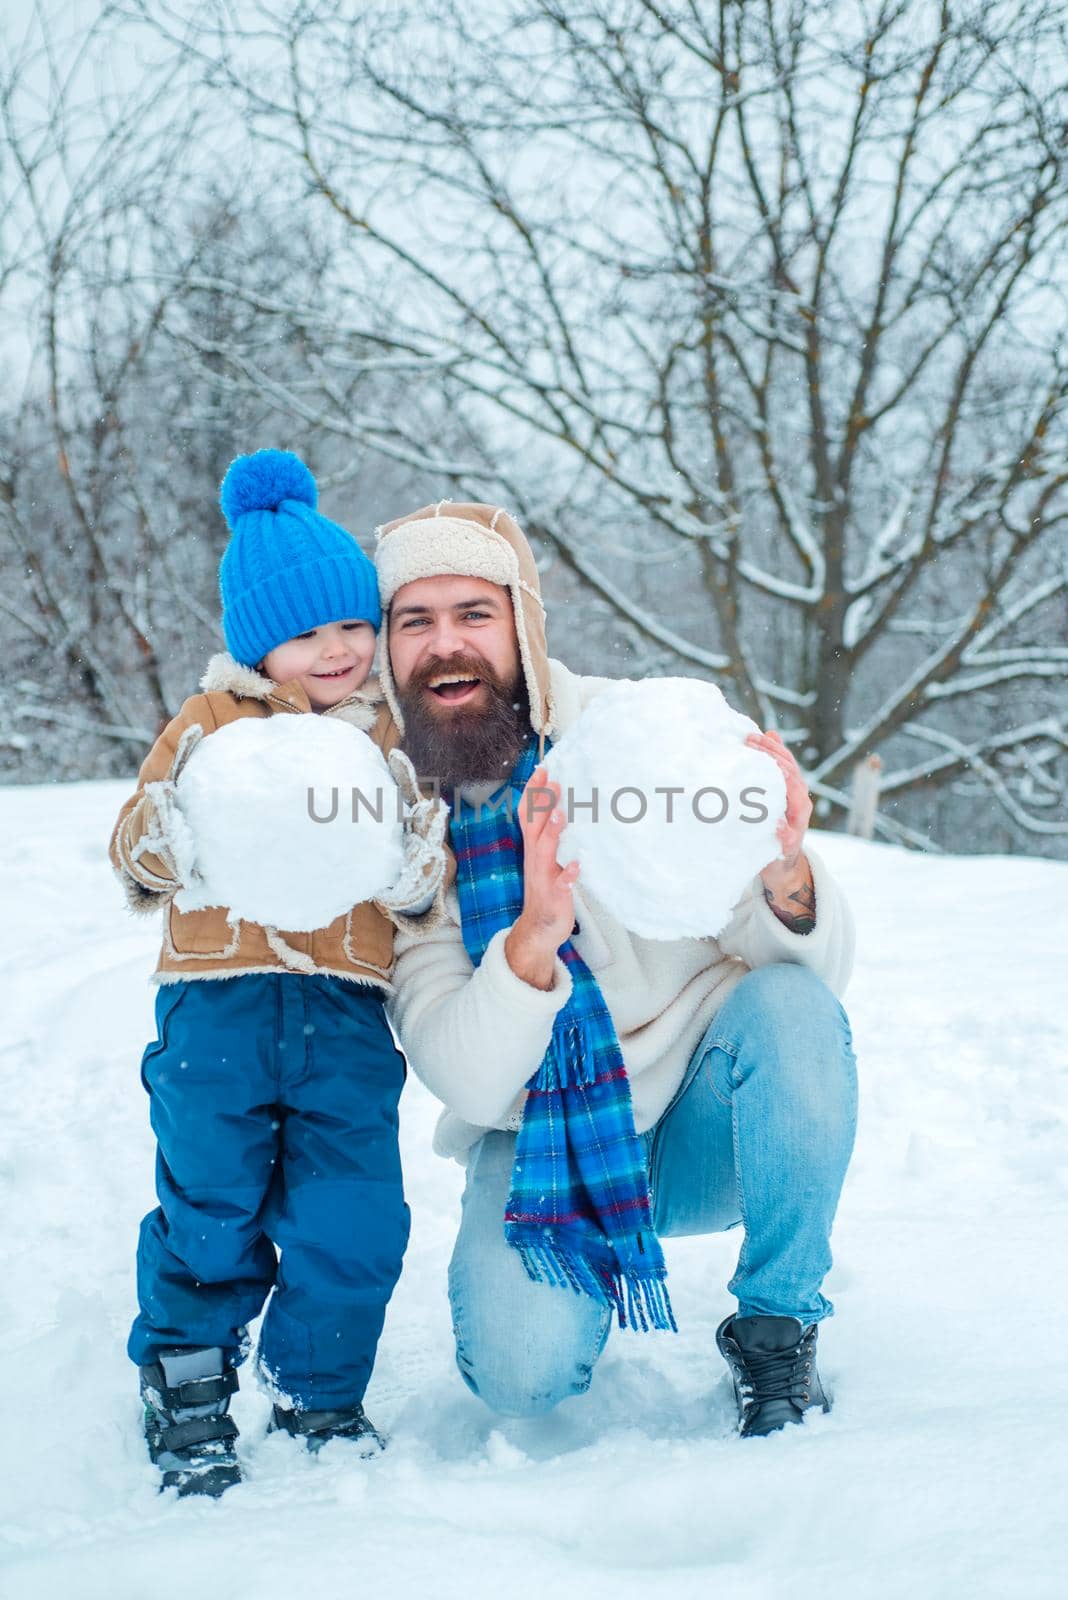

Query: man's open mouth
[426,673,483,704]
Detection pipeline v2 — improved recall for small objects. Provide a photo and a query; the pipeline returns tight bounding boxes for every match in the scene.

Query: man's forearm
[760,854,816,935]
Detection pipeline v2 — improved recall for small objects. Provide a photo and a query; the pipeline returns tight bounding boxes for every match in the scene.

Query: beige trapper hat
[375,501,556,744]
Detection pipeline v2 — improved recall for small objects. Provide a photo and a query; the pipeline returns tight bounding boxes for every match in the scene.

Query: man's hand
[745,728,817,934]
[504,766,580,991]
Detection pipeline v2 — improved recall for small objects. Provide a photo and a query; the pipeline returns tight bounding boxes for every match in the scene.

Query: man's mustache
[407,653,510,698]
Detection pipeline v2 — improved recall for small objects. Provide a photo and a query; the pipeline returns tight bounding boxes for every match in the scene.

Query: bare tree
[0,1,217,763]
[0,2,434,778]
[143,0,1068,850]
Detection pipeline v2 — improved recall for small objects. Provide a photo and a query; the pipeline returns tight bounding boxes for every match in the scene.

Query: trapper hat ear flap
[375,501,555,740]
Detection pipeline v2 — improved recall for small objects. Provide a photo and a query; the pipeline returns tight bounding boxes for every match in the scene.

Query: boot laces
[740,1330,815,1407]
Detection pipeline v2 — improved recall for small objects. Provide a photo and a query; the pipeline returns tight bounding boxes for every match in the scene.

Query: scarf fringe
[542,1018,597,1091]
[623,1271,679,1335]
[514,1241,677,1334]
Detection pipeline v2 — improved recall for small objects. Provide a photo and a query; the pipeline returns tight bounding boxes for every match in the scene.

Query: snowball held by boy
[542,677,787,940]
[175,715,405,931]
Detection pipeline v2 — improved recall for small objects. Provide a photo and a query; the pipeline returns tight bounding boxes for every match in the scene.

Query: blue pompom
[219,449,318,527]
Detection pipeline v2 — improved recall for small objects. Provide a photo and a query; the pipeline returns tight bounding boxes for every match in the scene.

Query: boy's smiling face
[261,619,376,710]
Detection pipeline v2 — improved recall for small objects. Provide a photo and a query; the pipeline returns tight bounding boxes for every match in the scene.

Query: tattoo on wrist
[762,878,816,935]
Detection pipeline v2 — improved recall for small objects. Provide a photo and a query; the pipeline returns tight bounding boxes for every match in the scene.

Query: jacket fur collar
[199,652,383,732]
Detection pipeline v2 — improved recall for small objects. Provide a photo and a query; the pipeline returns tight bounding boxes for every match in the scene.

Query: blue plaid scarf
[451,736,676,1333]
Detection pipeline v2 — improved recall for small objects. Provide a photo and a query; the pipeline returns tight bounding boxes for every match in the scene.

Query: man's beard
[395,652,530,792]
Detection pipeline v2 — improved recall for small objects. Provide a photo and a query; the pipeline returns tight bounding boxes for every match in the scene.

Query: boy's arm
[109,695,218,912]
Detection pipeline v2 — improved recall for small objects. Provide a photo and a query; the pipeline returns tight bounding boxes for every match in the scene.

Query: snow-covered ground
[2,780,1066,1600]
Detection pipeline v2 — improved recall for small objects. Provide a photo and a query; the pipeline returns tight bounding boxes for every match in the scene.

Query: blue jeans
[448,963,858,1416]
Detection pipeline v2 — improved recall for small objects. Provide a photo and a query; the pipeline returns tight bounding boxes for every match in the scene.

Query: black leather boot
[716,1315,830,1437]
[269,1401,385,1456]
[140,1346,241,1497]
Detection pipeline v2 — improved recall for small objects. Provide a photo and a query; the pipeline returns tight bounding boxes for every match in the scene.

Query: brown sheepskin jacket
[110,653,404,989]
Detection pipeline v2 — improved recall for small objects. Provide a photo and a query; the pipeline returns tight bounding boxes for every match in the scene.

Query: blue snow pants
[128,974,410,1409]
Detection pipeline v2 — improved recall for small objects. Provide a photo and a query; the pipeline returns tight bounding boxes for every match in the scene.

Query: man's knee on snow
[456,1340,598,1417]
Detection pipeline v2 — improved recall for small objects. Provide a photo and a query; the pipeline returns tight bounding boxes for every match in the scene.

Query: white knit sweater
[389,661,856,1159]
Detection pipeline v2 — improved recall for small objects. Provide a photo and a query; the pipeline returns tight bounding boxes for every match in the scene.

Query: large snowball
[173,716,404,931]
[542,678,787,941]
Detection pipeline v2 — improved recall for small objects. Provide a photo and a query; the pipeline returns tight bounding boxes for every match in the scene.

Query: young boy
[110,449,444,1497]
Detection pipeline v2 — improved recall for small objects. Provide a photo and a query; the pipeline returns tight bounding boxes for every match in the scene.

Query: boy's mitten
[135,723,205,893]
[374,747,449,919]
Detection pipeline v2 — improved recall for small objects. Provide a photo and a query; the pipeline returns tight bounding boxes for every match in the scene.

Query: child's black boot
[269,1402,385,1456]
[140,1346,241,1497]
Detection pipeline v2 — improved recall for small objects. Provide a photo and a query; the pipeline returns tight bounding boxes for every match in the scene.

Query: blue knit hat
[218,449,381,667]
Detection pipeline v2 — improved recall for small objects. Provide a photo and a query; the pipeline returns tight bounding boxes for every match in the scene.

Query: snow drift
[1,780,1066,1600]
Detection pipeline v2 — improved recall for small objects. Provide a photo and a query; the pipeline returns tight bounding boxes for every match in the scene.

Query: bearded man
[376,501,858,1438]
